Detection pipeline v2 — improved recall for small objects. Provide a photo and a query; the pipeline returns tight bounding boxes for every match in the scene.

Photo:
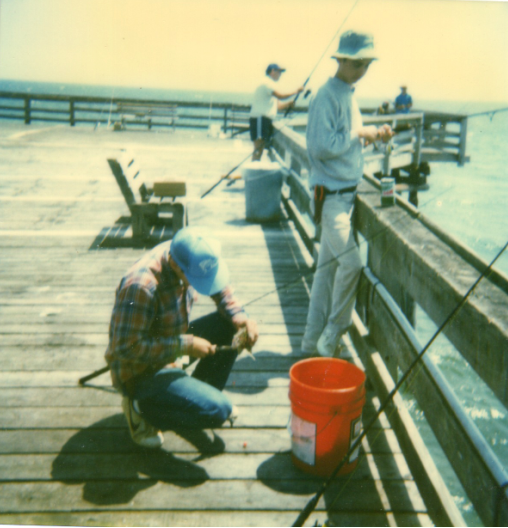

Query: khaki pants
[302,192,363,352]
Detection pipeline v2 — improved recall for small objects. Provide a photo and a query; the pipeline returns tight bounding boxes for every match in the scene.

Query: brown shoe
[122,396,164,448]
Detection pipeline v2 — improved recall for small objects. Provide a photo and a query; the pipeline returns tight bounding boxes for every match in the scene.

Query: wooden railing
[270,123,508,527]
[288,109,468,166]
[421,110,469,166]
[0,90,306,135]
[0,91,467,165]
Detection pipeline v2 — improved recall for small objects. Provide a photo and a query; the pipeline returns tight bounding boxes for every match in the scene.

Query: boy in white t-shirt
[249,63,303,160]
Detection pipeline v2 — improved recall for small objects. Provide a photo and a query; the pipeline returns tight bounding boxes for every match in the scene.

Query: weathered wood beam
[355,178,508,408]
[349,311,466,527]
[353,272,508,527]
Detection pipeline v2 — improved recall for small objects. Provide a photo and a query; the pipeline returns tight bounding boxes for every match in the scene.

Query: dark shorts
[249,116,274,142]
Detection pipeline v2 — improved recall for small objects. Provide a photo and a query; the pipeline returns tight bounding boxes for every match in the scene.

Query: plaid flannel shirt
[105,241,246,393]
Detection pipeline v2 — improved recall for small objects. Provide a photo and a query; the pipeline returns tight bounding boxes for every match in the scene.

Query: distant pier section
[0,90,467,166]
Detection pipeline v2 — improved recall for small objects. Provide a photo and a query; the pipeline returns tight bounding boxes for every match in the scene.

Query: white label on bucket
[290,413,316,466]
[349,416,362,463]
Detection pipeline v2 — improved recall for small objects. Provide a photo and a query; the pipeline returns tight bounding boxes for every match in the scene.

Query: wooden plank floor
[0,122,432,527]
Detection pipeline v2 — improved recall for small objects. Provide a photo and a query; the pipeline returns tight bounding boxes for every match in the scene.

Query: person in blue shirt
[395,86,413,113]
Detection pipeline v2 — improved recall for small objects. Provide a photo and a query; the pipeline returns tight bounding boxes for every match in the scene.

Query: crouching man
[105,227,258,448]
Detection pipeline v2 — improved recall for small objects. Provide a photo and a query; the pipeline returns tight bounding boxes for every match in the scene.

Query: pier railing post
[223,107,228,134]
[24,96,31,125]
[413,115,423,167]
[458,117,468,166]
[70,99,75,127]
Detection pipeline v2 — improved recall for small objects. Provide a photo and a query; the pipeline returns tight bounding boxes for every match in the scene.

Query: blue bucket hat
[332,30,378,60]
[170,227,229,295]
[266,63,286,75]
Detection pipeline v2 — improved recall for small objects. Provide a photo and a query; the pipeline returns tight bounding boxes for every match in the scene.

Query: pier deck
[0,123,433,527]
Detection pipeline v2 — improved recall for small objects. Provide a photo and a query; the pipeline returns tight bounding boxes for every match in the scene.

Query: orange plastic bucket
[289,357,366,477]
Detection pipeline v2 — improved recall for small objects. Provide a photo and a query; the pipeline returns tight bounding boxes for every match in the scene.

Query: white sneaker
[227,405,240,427]
[316,327,339,357]
[122,396,164,448]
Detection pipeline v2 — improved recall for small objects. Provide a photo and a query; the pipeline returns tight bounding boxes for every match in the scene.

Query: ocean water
[0,78,254,106]
[404,109,508,526]
[1,78,507,524]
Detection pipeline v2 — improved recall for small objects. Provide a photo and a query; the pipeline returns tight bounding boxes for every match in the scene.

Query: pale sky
[0,0,507,102]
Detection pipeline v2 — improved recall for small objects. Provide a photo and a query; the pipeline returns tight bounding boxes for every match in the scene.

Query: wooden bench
[115,102,179,130]
[107,152,187,239]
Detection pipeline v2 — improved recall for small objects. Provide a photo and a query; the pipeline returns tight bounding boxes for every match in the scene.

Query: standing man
[395,85,413,113]
[301,30,393,357]
[249,63,303,161]
[105,227,258,448]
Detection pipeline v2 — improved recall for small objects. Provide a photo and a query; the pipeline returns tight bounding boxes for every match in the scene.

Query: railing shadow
[261,220,312,357]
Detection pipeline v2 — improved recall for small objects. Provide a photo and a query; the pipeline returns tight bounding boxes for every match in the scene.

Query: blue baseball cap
[266,63,286,75]
[332,30,378,60]
[170,227,229,295]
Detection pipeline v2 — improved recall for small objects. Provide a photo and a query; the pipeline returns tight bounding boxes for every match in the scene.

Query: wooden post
[458,117,468,166]
[382,146,390,176]
[24,96,31,125]
[69,100,75,127]
[413,115,423,166]
[223,107,228,134]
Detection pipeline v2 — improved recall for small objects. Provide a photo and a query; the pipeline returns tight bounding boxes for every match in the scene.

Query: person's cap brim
[332,52,378,60]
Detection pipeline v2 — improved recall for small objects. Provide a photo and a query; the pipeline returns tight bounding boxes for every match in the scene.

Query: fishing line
[240,183,454,311]
[80,184,452,385]
[202,0,362,198]
[292,239,508,527]
[466,106,508,120]
[284,0,362,117]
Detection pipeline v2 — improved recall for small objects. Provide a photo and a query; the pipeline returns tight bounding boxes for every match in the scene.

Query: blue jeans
[132,312,237,430]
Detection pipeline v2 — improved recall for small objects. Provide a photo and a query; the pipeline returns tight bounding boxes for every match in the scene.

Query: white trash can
[242,161,284,222]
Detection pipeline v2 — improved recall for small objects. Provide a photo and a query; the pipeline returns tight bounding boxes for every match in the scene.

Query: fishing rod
[466,106,508,120]
[239,182,454,312]
[292,238,508,527]
[200,149,253,199]
[202,0,362,199]
[80,179,454,387]
[79,328,251,386]
[284,0,362,118]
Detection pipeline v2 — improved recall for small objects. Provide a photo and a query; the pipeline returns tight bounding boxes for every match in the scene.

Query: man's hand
[359,124,394,146]
[189,336,217,358]
[358,125,378,146]
[378,124,394,142]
